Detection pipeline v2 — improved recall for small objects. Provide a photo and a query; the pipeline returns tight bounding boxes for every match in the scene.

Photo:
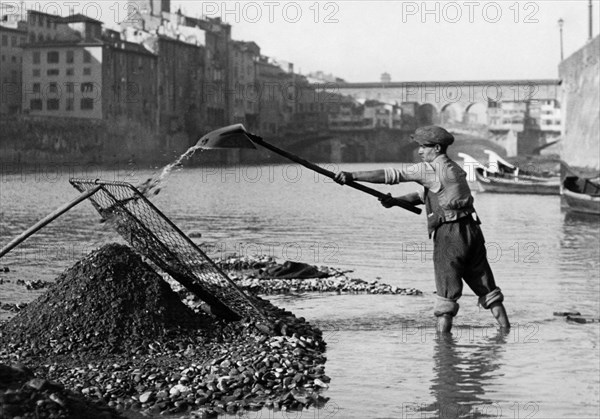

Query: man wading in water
[334,126,510,333]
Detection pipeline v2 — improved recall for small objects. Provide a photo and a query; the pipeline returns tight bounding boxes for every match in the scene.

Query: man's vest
[424,188,477,238]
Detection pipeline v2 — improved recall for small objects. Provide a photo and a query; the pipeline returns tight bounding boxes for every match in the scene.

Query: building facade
[103,31,158,126]
[22,14,157,122]
[229,40,260,130]
[22,41,104,118]
[26,10,61,43]
[0,22,27,114]
[256,56,296,135]
[155,35,205,139]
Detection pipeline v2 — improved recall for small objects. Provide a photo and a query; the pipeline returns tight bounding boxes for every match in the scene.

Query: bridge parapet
[328,79,560,109]
[324,79,561,130]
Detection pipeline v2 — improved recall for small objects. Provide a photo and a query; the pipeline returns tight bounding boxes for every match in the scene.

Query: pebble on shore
[15,279,53,290]
[235,275,423,296]
[215,255,423,296]
[0,244,330,417]
[0,363,125,419]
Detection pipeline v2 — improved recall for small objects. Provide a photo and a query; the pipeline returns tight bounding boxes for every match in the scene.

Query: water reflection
[417,331,507,419]
[563,210,600,227]
[560,210,600,268]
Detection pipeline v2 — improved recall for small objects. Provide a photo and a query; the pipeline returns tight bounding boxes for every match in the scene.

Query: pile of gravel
[1,244,211,359]
[0,244,330,416]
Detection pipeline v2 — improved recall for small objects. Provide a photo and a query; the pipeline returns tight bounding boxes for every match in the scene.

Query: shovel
[196,124,421,215]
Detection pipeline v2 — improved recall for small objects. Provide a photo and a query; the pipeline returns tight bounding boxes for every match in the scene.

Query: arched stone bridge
[326,79,561,126]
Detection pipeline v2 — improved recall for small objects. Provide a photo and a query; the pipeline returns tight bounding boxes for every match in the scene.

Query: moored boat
[474,167,561,195]
[562,176,600,215]
[458,151,561,195]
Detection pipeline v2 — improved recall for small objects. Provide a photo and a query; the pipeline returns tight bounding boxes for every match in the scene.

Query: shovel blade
[196,124,257,150]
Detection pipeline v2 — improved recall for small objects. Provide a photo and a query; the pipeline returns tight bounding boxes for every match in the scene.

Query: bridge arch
[440,103,465,125]
[464,102,488,125]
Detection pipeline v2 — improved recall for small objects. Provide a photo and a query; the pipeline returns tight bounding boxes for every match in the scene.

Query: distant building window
[66,50,74,63]
[66,68,74,76]
[37,34,43,42]
[33,69,40,77]
[29,33,35,43]
[66,83,74,94]
[47,51,59,64]
[1,35,6,46]
[11,56,16,63]
[81,82,94,93]
[32,83,40,93]
[83,50,92,63]
[83,67,91,75]
[66,98,74,111]
[11,36,16,46]
[80,98,94,110]
[47,69,59,76]
[47,98,59,110]
[33,51,40,64]
[30,99,42,110]
[48,83,58,94]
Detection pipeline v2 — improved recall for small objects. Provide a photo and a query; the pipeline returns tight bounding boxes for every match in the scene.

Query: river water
[0,162,599,419]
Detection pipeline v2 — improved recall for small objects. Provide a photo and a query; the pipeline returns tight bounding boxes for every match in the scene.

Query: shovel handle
[249,135,421,215]
[0,185,103,259]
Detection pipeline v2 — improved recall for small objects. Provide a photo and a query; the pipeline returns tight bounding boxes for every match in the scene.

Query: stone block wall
[559,35,600,170]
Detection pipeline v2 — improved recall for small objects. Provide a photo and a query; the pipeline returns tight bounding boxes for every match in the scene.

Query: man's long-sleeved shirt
[383,154,475,223]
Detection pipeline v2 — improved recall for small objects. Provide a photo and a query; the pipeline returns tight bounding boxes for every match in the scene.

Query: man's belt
[442,209,474,223]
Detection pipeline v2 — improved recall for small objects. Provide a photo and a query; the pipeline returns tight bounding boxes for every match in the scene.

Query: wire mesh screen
[69,178,268,323]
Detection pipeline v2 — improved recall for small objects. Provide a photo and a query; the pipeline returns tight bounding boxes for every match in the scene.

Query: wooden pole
[0,185,102,259]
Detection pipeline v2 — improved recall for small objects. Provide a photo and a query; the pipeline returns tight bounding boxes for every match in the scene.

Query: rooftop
[21,40,104,48]
[58,13,104,25]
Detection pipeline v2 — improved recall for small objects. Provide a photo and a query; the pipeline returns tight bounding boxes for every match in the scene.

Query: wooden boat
[458,151,560,195]
[562,176,600,215]
[474,167,561,195]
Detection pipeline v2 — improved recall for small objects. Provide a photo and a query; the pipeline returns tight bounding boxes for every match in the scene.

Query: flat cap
[412,126,454,146]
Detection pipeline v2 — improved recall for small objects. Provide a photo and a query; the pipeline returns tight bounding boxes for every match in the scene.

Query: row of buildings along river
[0,1,597,168]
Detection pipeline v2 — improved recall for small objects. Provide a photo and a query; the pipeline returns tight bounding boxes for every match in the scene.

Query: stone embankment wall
[0,115,192,167]
[559,35,600,171]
